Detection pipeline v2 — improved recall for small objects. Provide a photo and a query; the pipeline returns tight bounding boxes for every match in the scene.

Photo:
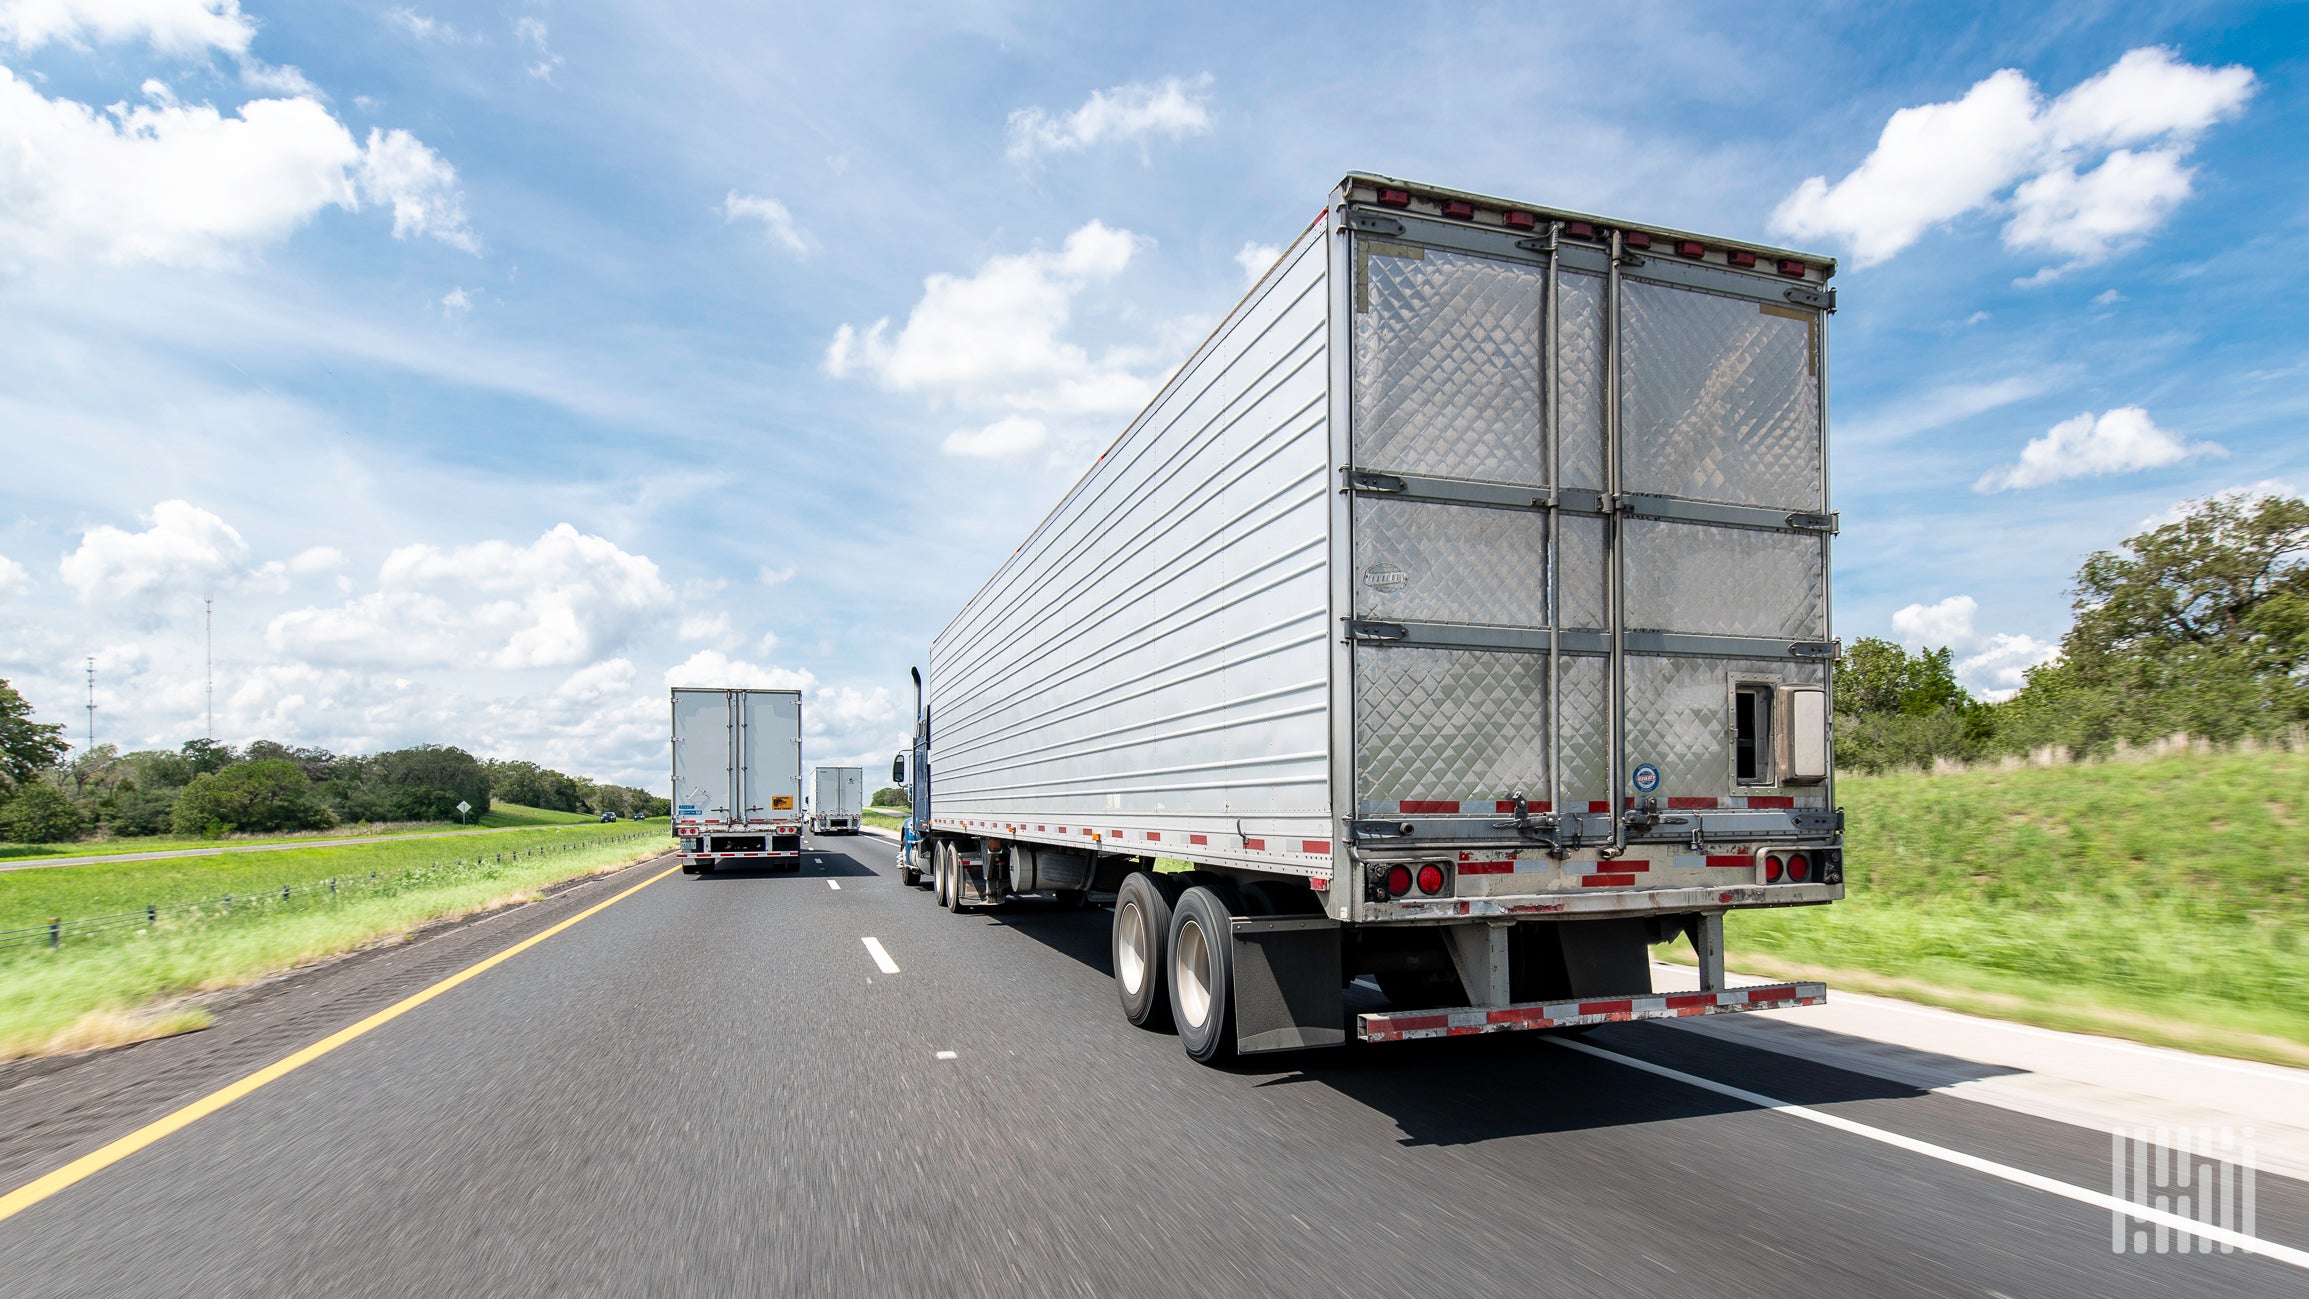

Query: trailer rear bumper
[1357,981,1825,1043]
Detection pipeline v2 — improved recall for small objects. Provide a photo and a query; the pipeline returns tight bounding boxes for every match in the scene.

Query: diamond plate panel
[1556,271,1606,490]
[1557,654,1608,807]
[1354,497,1548,626]
[1353,244,1546,484]
[1624,656,1825,800]
[1620,281,1821,510]
[1559,513,1606,630]
[1355,647,1549,803]
[1623,519,1825,638]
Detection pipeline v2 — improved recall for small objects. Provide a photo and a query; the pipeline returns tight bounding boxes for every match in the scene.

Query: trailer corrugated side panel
[927,221,1334,866]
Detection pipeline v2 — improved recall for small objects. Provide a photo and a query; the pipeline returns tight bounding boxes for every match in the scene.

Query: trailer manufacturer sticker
[1630,762,1662,795]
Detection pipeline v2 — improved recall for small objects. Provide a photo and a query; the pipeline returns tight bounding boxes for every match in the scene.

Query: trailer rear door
[672,687,734,824]
[738,689,802,822]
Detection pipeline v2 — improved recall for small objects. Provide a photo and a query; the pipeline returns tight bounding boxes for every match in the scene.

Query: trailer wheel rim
[1175,915,1212,1028]
[1117,899,1148,995]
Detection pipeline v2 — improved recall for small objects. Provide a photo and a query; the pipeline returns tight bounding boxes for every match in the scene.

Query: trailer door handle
[1344,619,1408,641]
[1345,470,1407,494]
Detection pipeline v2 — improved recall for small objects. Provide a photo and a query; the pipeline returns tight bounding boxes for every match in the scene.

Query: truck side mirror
[892,754,907,785]
[1775,685,1828,784]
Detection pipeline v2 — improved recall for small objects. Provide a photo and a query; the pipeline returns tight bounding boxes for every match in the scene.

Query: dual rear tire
[1111,873,1238,1063]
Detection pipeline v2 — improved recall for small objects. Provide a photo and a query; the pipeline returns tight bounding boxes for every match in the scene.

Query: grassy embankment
[1662,745,2309,1066]
[0,802,602,863]
[861,808,906,831]
[0,820,670,1059]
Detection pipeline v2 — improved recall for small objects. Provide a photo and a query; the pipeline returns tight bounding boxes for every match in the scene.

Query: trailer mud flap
[1231,917,1345,1054]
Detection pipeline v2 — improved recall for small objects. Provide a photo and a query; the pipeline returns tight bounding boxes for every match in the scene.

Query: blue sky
[0,0,2301,790]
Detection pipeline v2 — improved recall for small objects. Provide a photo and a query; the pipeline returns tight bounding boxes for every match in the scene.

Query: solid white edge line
[1554,1038,2309,1272]
[860,936,900,974]
[827,880,841,890]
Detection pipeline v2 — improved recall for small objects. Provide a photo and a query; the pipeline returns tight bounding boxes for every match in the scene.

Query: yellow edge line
[0,860,682,1225]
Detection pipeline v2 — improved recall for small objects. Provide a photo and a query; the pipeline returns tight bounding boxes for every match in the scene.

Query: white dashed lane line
[827,880,841,890]
[860,936,900,974]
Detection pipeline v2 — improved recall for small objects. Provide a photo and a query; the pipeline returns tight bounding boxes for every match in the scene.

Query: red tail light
[1416,864,1445,895]
[1377,188,1411,208]
[1441,199,1474,220]
[1787,853,1810,882]
[1764,854,1784,882]
[1385,865,1413,897]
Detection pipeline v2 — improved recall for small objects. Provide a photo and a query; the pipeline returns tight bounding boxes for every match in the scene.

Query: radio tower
[205,595,214,741]
[85,657,96,752]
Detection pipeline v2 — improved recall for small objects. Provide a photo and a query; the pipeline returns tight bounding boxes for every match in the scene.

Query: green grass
[0,802,601,862]
[1677,746,2309,1065]
[0,825,669,1058]
[861,808,907,831]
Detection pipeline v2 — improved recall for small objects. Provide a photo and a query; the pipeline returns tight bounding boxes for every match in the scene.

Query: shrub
[105,787,178,837]
[871,787,910,808]
[1,782,85,843]
[170,760,336,835]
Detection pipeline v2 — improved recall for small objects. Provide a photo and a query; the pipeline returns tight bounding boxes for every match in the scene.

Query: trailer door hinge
[1345,210,1405,236]
[1789,639,1842,660]
[1344,619,1408,641]
[1345,469,1407,494]
[1784,285,1836,312]
[1785,510,1838,533]
[1347,819,1415,841]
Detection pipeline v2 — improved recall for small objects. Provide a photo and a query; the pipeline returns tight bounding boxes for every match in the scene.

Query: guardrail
[0,831,659,955]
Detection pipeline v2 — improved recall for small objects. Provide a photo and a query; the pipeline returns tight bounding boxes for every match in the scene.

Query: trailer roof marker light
[1441,199,1475,220]
[1622,231,1652,250]
[1778,258,1808,278]
[1675,240,1705,259]
[1564,220,1596,240]
[1504,210,1537,230]
[1728,249,1757,269]
[1376,187,1411,208]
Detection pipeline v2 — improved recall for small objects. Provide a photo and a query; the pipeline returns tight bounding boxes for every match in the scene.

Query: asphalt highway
[0,835,2300,1297]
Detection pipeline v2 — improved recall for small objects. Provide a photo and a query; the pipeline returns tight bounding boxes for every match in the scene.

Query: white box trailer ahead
[898,174,1843,1063]
[809,766,864,834]
[671,687,803,873]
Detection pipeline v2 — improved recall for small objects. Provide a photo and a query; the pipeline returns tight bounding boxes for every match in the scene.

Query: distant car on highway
[598,811,618,822]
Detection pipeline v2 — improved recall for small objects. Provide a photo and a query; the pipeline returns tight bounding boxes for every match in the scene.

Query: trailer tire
[933,842,952,906]
[944,845,971,913]
[1168,886,1237,1063]
[1113,872,1184,1030]
[899,857,921,888]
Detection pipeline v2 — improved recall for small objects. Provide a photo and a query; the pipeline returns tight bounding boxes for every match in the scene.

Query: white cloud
[288,545,342,574]
[2135,479,2302,533]
[824,220,1154,423]
[1838,373,2054,448]
[385,8,468,42]
[60,499,248,604]
[1974,406,2222,492]
[942,415,1046,459]
[513,15,560,81]
[0,0,252,55]
[441,286,472,317]
[2092,288,2125,306]
[758,564,795,587]
[1234,241,1280,284]
[721,191,812,256]
[1772,47,2255,273]
[0,553,28,597]
[664,649,811,691]
[267,523,673,669]
[0,68,476,268]
[1006,73,1212,162]
[1889,593,2057,700]
[678,610,739,648]
[756,630,779,654]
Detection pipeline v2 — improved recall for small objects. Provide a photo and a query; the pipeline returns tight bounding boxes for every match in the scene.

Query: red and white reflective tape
[1357,982,1827,1043]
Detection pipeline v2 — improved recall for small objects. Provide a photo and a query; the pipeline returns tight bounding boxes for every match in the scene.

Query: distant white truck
[671,687,803,873]
[809,766,864,835]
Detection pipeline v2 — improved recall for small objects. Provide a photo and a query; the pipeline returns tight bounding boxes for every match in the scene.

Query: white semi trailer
[896,174,1844,1063]
[809,766,864,834]
[671,687,804,873]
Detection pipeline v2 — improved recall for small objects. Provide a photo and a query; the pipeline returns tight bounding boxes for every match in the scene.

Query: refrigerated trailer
[810,766,864,834]
[672,687,804,873]
[896,173,1843,1062]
